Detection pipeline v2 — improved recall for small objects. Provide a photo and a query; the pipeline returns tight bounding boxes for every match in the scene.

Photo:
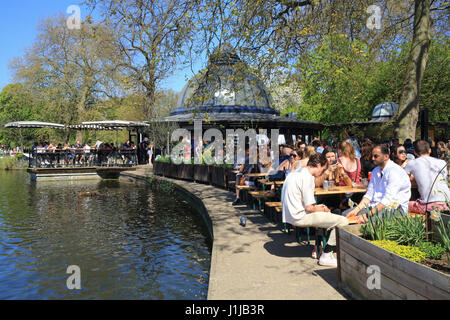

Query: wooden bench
[273,205,328,258]
[264,202,282,222]
[235,184,256,202]
[248,190,276,211]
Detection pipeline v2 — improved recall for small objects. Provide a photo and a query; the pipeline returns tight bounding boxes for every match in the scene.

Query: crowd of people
[233,135,450,267]
[0,145,23,158]
[28,139,144,167]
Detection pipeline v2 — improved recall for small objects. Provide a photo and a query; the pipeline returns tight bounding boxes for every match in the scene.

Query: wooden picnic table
[258,179,284,186]
[314,185,367,196]
[245,172,269,178]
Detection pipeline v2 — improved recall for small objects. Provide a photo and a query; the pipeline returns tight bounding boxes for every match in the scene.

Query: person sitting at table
[299,145,316,168]
[405,140,449,214]
[390,144,409,168]
[73,140,83,164]
[258,144,273,175]
[314,147,352,188]
[360,139,376,179]
[281,153,350,267]
[337,141,362,186]
[232,147,257,205]
[278,144,293,165]
[343,144,411,223]
[277,148,302,175]
[62,141,72,166]
[295,140,306,153]
[46,141,56,167]
[80,141,91,165]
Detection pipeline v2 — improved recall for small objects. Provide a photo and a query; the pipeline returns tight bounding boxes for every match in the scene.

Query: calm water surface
[0,170,211,299]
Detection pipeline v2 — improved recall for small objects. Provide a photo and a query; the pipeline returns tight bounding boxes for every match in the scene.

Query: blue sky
[0,1,193,93]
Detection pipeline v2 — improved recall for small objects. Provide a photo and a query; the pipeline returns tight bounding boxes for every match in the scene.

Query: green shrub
[360,207,430,246]
[370,240,426,263]
[155,156,171,163]
[388,215,429,247]
[417,241,446,260]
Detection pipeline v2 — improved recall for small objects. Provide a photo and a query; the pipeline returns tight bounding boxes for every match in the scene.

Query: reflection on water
[0,170,211,299]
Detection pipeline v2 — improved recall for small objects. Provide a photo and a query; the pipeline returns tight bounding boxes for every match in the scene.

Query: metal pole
[167,131,170,157]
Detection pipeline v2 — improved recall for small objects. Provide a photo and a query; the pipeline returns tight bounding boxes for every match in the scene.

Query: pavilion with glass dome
[156,45,323,145]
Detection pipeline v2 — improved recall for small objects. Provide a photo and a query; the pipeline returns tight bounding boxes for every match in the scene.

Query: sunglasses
[398,150,407,154]
[290,154,298,158]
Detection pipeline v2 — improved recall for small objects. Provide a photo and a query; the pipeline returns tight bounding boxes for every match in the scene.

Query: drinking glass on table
[328,180,335,191]
[323,180,329,190]
[361,178,368,188]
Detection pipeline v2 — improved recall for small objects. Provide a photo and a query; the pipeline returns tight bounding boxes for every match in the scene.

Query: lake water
[0,170,211,299]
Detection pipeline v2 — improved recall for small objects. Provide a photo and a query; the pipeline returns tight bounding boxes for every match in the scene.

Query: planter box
[168,163,182,179]
[179,164,194,181]
[337,224,450,300]
[210,166,227,188]
[163,162,175,177]
[153,161,165,176]
[194,164,210,183]
[155,161,170,176]
[432,213,450,245]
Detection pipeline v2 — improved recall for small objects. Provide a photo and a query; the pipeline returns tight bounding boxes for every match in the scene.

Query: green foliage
[290,34,449,126]
[417,241,446,260]
[0,157,16,170]
[360,207,430,247]
[370,240,426,263]
[387,214,429,247]
[435,217,450,255]
[155,156,171,163]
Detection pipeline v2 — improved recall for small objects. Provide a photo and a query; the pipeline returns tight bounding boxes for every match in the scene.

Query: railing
[28,148,137,168]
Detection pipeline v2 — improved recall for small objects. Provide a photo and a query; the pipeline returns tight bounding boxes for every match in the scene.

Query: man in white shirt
[405,140,449,214]
[281,153,349,267]
[345,145,411,223]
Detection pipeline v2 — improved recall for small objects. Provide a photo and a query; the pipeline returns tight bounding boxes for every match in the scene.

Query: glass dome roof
[172,44,278,116]
[371,102,399,121]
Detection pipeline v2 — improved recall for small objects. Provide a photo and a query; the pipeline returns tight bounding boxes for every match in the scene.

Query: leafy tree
[10,15,122,140]
[85,0,197,119]
[0,84,37,148]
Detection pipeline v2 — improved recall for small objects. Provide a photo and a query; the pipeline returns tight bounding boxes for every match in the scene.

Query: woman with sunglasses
[390,144,408,168]
[278,149,302,175]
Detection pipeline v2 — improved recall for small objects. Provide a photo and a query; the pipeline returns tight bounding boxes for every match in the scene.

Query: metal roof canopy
[81,120,150,128]
[68,124,123,131]
[4,121,66,129]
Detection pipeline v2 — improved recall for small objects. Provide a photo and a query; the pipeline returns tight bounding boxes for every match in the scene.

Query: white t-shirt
[404,156,449,203]
[281,167,316,225]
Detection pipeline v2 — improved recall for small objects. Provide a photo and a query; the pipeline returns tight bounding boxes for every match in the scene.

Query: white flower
[430,210,441,222]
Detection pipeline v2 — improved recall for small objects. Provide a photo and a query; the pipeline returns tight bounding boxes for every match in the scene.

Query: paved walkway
[121,165,348,300]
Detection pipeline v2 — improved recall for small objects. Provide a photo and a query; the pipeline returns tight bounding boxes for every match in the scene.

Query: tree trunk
[394,0,431,143]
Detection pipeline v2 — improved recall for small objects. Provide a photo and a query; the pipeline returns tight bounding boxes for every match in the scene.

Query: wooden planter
[153,161,165,176]
[210,166,227,188]
[337,224,450,300]
[163,162,174,177]
[179,163,194,181]
[194,164,210,184]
